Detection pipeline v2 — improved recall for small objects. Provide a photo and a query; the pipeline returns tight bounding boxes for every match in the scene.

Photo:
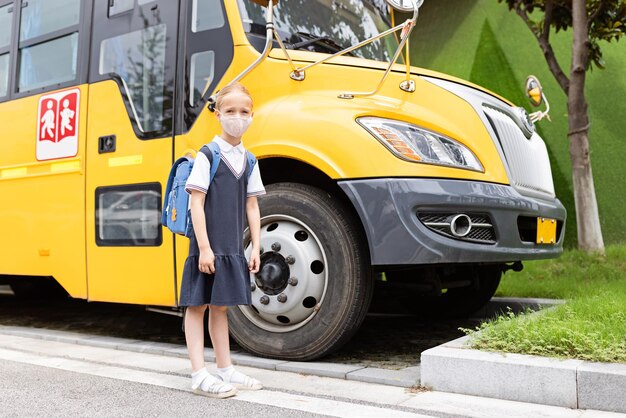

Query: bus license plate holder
[536,217,557,245]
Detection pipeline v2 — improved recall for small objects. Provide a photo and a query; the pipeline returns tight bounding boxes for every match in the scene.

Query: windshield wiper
[287,31,353,56]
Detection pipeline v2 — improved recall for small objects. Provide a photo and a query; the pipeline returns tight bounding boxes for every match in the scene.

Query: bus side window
[19,0,80,41]
[187,0,221,107]
[0,3,12,98]
[99,24,168,133]
[189,51,215,107]
[109,0,134,17]
[179,0,233,132]
[17,0,81,92]
[0,54,8,97]
[192,0,224,32]
[95,183,162,247]
[109,0,155,18]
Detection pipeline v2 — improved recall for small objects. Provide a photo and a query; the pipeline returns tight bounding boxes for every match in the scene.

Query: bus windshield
[238,0,397,62]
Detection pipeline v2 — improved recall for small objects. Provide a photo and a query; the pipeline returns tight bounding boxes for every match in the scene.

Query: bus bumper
[338,178,566,266]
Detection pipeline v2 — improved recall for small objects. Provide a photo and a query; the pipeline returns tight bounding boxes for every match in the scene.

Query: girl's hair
[215,83,253,110]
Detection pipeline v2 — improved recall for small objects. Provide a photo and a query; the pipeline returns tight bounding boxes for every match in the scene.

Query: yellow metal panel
[85,80,176,306]
[266,48,514,106]
[225,0,250,46]
[0,87,89,298]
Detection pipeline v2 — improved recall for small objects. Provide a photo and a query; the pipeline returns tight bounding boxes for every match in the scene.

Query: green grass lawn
[464,245,626,363]
[497,245,626,299]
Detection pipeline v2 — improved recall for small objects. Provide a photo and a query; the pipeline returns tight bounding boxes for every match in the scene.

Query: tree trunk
[569,0,605,253]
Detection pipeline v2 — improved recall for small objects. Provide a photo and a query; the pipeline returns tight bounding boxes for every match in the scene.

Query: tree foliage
[499,0,626,92]
[497,1,626,252]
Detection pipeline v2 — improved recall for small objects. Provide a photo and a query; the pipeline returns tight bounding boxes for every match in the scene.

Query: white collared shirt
[185,136,266,197]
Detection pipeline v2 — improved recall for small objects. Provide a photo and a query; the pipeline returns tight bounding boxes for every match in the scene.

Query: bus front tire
[229,182,373,361]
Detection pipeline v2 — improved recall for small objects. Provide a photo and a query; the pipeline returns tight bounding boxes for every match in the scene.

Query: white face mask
[219,115,252,138]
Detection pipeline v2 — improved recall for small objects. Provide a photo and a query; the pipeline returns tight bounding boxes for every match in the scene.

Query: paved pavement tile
[347,366,420,387]
[276,361,365,379]
[230,352,289,370]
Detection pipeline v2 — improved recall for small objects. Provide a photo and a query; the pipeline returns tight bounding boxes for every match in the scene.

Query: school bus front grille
[483,106,555,199]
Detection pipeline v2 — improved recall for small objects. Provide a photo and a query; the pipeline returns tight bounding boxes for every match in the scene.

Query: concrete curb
[0,325,420,388]
[470,296,565,318]
[420,333,626,414]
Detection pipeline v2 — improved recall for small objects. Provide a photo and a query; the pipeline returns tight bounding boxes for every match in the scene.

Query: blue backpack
[161,141,257,237]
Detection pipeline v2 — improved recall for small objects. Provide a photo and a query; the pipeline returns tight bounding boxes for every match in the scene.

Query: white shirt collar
[214,135,244,154]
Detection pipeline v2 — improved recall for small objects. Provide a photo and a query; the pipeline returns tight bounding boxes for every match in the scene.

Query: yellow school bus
[0,0,565,360]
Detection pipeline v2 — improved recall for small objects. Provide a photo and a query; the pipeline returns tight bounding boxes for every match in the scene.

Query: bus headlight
[357,117,484,172]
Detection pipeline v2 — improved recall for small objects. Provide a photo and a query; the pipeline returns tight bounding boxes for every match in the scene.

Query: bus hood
[267,49,513,107]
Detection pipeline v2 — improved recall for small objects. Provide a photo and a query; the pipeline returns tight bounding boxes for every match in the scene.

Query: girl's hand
[248,248,261,274]
[198,248,215,274]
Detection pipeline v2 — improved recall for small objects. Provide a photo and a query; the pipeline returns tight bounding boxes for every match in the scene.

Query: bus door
[85,0,179,305]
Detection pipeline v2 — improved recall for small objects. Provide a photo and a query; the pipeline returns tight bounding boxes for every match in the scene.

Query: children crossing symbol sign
[36,88,80,161]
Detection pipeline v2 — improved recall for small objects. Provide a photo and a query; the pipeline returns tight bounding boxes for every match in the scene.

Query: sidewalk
[0,324,421,388]
[0,331,620,417]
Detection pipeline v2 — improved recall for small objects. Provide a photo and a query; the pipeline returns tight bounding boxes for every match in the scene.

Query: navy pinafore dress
[179,151,252,307]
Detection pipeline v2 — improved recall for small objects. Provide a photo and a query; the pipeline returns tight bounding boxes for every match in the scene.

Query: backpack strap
[245,151,257,180]
[199,142,221,185]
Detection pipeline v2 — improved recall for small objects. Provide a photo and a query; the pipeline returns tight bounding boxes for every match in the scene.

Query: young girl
[179,83,265,398]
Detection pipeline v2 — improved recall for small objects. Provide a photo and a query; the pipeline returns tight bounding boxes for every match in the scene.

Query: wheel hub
[242,215,328,332]
[255,252,290,295]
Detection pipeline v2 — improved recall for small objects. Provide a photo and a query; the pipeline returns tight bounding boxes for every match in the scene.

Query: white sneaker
[216,366,263,391]
[191,368,237,398]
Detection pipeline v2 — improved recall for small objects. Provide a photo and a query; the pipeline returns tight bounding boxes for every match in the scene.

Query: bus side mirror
[525,75,544,107]
[386,0,424,12]
[525,75,551,123]
[251,0,280,6]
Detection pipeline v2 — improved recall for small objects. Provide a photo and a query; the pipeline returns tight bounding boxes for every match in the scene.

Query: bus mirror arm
[208,1,276,112]
[276,0,420,98]
[339,0,419,99]
[208,0,418,109]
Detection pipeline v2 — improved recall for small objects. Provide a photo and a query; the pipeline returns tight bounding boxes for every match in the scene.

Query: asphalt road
[0,359,325,418]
